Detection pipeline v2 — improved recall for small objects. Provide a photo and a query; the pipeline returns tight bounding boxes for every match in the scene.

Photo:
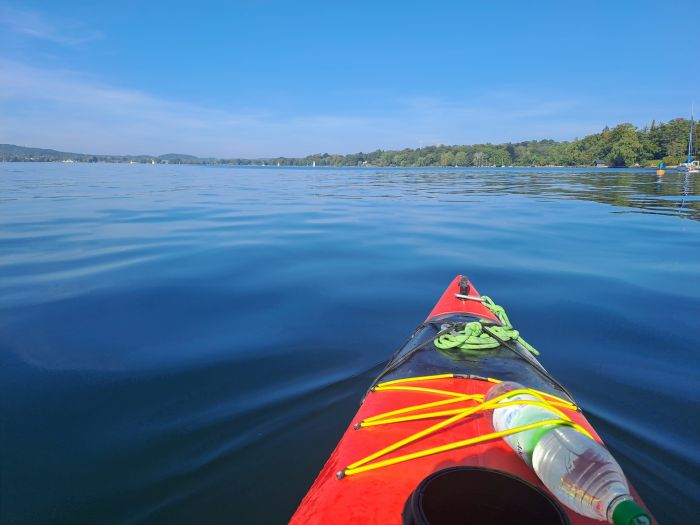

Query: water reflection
[284,168,699,222]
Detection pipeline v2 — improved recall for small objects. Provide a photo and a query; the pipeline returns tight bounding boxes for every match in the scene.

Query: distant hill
[0,144,85,160]
[158,153,201,161]
[0,144,203,163]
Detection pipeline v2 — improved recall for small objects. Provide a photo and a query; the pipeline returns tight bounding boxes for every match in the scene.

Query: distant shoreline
[1,116,695,168]
[0,159,670,170]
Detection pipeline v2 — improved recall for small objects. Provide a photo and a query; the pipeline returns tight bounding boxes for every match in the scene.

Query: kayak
[290,276,655,525]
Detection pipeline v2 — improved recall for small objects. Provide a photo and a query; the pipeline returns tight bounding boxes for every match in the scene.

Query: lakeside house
[593,159,608,167]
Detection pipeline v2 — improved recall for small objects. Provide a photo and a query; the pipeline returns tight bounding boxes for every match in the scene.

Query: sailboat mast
[689,105,695,163]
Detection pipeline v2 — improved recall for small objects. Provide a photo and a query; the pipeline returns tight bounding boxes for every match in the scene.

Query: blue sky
[1,1,698,157]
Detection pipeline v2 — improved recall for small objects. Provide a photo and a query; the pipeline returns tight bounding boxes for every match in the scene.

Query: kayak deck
[292,376,619,524]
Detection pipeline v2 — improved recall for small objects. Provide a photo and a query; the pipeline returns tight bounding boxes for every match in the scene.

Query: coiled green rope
[434,296,540,355]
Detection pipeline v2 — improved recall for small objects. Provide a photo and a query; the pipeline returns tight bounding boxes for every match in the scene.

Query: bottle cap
[612,499,651,525]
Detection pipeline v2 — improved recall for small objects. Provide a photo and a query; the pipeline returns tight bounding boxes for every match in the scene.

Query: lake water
[1,163,698,524]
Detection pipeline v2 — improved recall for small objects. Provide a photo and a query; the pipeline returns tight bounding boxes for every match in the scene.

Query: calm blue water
[0,163,698,524]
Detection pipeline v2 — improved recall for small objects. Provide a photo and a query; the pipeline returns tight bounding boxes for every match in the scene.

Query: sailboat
[677,107,699,173]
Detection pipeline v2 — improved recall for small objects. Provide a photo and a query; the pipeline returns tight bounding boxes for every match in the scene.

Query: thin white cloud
[0,59,610,157]
[0,5,101,45]
[0,60,391,156]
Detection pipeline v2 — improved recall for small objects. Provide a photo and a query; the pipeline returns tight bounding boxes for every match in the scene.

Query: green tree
[489,149,511,166]
[440,151,455,166]
[454,151,468,166]
[606,124,642,166]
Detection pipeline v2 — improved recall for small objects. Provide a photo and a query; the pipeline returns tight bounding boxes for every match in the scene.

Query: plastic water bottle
[532,427,650,525]
[487,381,561,466]
[487,382,651,525]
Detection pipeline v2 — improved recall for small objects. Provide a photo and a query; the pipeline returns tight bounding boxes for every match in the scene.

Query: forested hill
[0,145,206,164]
[2,118,697,167]
[0,144,83,160]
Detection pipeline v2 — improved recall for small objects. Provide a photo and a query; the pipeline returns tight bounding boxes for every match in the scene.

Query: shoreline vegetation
[2,118,697,168]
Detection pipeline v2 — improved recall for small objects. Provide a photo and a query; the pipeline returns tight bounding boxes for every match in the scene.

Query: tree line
[262,118,696,168]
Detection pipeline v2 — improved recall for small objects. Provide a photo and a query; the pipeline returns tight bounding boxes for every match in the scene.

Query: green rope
[434,296,540,356]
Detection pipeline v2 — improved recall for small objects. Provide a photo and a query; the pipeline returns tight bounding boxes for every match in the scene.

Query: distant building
[593,159,608,167]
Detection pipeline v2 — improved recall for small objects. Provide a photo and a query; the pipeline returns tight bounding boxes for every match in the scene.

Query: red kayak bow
[291,276,654,525]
